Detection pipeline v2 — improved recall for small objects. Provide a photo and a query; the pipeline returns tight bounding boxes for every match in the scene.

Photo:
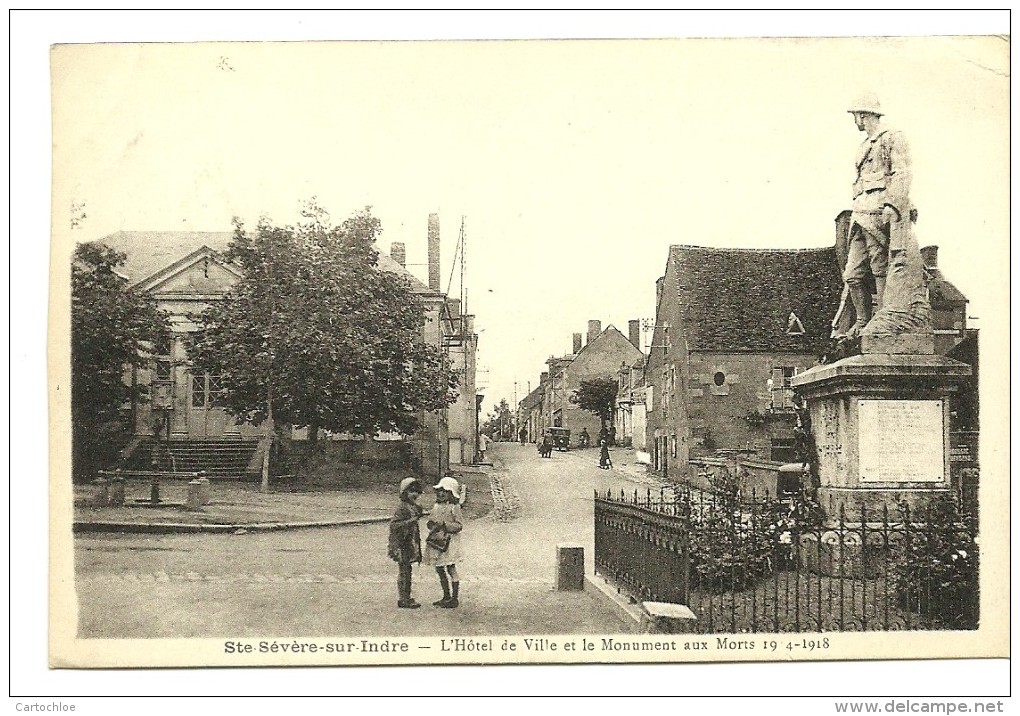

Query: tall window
[661,367,671,418]
[151,339,174,410]
[770,367,797,411]
[191,372,223,408]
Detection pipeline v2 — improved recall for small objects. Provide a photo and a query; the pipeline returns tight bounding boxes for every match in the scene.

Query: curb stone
[72,515,391,535]
[586,572,647,628]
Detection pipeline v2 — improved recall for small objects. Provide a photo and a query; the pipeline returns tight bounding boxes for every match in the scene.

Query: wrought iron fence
[594,487,978,633]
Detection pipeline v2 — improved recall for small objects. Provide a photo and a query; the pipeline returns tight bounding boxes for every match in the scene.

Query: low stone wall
[689,456,787,498]
[286,440,411,469]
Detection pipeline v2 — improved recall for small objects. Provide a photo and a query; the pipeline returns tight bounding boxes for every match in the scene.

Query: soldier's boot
[847,282,873,338]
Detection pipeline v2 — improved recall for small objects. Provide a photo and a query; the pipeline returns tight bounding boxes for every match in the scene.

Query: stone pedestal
[109,477,126,507]
[792,347,970,519]
[196,475,212,505]
[186,480,204,511]
[92,478,109,507]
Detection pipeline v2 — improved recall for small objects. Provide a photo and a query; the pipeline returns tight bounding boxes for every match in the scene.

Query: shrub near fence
[593,482,979,633]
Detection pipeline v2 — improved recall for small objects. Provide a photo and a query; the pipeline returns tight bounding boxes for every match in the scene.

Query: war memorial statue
[794,93,970,517]
[828,92,932,361]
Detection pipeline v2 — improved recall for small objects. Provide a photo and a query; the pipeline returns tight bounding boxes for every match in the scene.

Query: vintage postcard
[47,28,1009,677]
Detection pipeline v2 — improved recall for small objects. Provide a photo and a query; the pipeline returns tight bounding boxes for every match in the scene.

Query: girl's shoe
[398,599,421,609]
[439,598,459,609]
[433,597,451,607]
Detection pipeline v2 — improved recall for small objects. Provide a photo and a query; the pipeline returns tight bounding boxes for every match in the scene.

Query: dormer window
[786,312,805,336]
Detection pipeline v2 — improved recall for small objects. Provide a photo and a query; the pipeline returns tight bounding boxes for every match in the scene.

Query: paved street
[74,442,666,639]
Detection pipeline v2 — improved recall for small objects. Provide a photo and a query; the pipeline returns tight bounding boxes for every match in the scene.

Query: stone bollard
[93,478,109,507]
[197,473,211,505]
[186,480,204,511]
[555,544,585,591]
[109,475,126,506]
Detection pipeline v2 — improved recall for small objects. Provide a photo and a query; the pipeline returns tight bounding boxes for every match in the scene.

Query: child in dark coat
[388,477,424,608]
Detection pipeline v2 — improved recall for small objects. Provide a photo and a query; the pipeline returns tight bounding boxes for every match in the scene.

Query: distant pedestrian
[599,439,613,470]
[578,428,591,449]
[425,476,465,608]
[518,426,527,445]
[388,478,425,609]
[478,433,491,463]
[608,425,617,447]
[598,425,609,445]
[539,433,554,458]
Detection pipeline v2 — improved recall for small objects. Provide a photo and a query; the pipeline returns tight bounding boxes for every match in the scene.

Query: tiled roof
[668,245,843,353]
[94,231,234,285]
[92,230,430,292]
[926,271,968,307]
[519,385,545,410]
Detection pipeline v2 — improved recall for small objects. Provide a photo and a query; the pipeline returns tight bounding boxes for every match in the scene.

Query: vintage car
[543,426,571,452]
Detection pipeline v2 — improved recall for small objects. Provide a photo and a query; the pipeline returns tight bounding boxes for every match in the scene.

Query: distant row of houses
[518,211,978,485]
[97,214,478,479]
[517,320,644,446]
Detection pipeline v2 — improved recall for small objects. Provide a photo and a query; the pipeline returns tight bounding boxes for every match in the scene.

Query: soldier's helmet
[847,92,883,116]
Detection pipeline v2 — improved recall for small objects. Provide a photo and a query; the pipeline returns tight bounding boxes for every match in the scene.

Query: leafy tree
[188,203,459,441]
[684,469,777,593]
[71,243,171,481]
[574,377,618,427]
[481,399,514,440]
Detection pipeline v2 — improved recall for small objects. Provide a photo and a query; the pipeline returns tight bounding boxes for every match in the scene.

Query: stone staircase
[121,438,260,480]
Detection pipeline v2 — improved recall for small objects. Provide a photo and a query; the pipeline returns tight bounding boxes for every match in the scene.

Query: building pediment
[137,247,242,296]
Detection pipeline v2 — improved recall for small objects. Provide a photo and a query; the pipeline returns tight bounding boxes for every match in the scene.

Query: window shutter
[771,368,786,410]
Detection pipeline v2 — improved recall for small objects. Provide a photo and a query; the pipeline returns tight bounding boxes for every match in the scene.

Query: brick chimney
[428,213,440,291]
[920,245,939,269]
[628,319,641,350]
[540,371,549,385]
[587,320,601,345]
[655,276,665,308]
[572,333,582,354]
[390,242,406,268]
[834,210,852,247]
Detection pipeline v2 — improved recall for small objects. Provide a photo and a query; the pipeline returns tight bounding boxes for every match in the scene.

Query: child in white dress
[424,476,464,608]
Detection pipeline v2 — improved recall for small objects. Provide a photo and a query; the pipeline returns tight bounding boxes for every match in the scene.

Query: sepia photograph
[17,9,1011,704]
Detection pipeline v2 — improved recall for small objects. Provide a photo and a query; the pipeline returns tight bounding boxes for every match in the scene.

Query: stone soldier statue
[832,92,930,346]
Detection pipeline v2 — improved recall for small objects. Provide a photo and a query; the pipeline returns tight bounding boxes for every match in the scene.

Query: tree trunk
[308,419,319,444]
[262,383,273,493]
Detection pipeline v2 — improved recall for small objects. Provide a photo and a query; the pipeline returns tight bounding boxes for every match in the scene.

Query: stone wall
[285,438,411,469]
[687,351,817,458]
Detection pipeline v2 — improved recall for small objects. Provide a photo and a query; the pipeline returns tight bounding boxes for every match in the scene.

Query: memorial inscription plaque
[858,400,944,483]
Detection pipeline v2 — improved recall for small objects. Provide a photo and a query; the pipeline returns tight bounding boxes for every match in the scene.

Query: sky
[45,19,1009,416]
[11,9,1014,702]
